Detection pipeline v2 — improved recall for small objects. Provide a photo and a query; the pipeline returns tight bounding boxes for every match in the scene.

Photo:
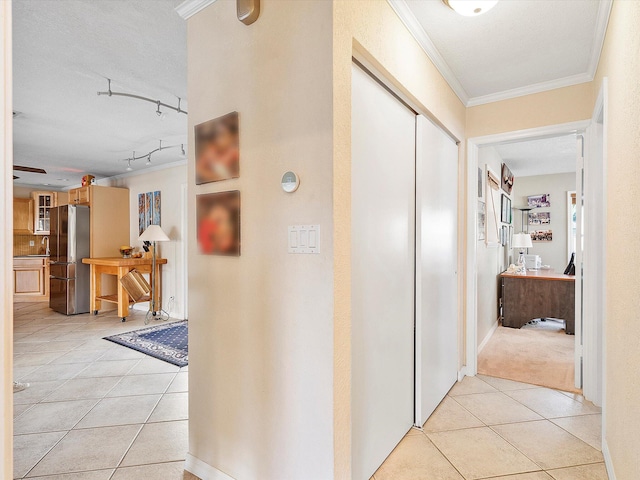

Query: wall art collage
[527,193,552,242]
[195,111,241,256]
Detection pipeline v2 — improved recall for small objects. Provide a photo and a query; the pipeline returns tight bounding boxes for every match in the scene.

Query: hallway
[12,303,193,479]
[374,375,605,480]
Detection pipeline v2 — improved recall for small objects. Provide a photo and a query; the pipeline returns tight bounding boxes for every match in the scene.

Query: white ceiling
[492,135,578,177]
[394,0,610,105]
[13,0,187,188]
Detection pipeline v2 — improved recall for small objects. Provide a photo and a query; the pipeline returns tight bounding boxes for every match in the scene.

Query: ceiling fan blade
[13,165,47,174]
[13,175,19,180]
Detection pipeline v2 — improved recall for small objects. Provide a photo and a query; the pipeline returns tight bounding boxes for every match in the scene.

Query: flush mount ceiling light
[443,0,498,17]
[98,79,187,116]
[121,140,186,171]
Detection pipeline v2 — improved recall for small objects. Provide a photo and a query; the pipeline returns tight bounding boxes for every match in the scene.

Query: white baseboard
[478,320,499,354]
[602,438,616,480]
[185,453,236,480]
[457,366,468,382]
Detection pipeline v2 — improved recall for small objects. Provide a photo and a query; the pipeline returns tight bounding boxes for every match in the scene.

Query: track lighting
[120,140,185,169]
[98,79,188,116]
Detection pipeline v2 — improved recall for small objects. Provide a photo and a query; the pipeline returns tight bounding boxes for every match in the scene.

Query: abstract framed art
[196,190,241,256]
[195,112,240,184]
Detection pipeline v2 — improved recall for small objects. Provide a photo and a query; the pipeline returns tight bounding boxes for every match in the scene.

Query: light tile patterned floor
[14,302,608,480]
[373,374,607,480]
[12,302,197,480]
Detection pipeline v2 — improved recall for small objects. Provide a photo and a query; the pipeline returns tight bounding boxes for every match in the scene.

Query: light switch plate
[288,225,320,254]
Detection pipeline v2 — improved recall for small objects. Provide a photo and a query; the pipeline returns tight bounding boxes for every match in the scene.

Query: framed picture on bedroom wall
[500,193,511,224]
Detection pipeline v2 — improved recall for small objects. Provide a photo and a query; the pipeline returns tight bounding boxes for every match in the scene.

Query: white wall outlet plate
[288,225,320,254]
[29,241,35,247]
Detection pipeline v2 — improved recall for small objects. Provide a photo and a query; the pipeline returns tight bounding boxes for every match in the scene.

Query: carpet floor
[478,323,579,393]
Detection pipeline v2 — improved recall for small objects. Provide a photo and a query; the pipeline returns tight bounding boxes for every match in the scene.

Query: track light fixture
[121,140,186,171]
[98,79,187,116]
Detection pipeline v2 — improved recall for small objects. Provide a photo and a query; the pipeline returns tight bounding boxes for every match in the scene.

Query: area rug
[104,320,188,367]
[478,325,578,393]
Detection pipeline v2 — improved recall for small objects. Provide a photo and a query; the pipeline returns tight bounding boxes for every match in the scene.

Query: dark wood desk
[500,270,575,334]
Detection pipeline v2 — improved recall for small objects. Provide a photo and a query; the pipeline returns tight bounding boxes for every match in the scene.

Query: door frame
[1,0,13,477]
[464,120,589,378]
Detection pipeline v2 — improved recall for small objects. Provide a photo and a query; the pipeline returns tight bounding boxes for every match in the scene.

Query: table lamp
[139,225,170,323]
[512,232,533,273]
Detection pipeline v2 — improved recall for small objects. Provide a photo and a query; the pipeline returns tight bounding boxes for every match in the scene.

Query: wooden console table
[82,257,167,321]
[500,270,575,334]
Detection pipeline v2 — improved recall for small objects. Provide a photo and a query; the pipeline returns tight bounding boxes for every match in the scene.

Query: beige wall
[105,164,188,320]
[593,0,640,477]
[476,147,506,348]
[466,82,593,138]
[332,1,466,476]
[187,1,334,478]
[512,173,576,272]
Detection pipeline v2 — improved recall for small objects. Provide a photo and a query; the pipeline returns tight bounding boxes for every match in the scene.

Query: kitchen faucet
[41,235,50,255]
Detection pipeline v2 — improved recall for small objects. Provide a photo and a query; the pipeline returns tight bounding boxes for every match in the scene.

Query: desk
[500,270,575,334]
[82,257,167,321]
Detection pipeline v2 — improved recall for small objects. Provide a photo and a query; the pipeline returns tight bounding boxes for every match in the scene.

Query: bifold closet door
[351,64,416,480]
[415,115,459,426]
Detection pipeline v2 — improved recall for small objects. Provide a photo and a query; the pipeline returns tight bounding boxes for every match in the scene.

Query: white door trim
[1,0,13,477]
[465,120,590,377]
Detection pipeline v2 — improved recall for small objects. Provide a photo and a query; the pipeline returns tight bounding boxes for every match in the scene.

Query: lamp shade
[512,233,533,249]
[139,224,170,242]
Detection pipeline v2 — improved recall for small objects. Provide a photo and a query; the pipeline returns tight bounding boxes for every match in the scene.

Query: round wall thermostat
[281,171,300,193]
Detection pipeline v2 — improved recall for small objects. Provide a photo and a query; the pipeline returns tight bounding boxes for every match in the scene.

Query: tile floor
[373,374,607,480]
[13,302,608,480]
[12,302,196,480]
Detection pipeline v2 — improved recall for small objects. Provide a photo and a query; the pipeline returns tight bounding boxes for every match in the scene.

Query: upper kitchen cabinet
[13,198,34,234]
[32,191,57,235]
[68,186,91,206]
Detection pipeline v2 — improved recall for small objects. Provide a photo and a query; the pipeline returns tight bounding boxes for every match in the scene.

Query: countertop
[500,270,575,282]
[82,257,167,266]
[14,255,50,258]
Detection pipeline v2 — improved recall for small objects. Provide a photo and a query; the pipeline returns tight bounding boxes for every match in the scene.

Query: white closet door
[415,115,459,426]
[351,64,416,480]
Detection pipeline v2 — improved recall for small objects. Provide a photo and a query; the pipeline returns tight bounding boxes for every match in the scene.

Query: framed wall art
[138,190,161,235]
[196,190,241,256]
[527,193,551,208]
[195,111,240,184]
[501,163,514,194]
[530,230,553,242]
[529,211,551,225]
[501,194,511,224]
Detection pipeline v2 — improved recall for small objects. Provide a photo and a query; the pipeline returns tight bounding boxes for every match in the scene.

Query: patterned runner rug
[104,320,188,367]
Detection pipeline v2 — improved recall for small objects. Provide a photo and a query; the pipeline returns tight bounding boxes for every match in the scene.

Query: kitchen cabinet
[32,191,57,235]
[68,186,91,206]
[14,257,49,302]
[13,198,34,234]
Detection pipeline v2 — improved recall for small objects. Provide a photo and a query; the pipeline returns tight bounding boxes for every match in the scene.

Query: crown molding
[466,72,593,107]
[387,0,470,105]
[388,0,612,108]
[587,0,613,78]
[175,0,218,20]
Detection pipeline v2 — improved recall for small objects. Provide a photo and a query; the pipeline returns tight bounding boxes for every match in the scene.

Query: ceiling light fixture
[98,78,187,116]
[443,0,498,17]
[121,140,186,169]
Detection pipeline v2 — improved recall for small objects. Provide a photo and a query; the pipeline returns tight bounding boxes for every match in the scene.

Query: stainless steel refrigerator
[49,205,91,315]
